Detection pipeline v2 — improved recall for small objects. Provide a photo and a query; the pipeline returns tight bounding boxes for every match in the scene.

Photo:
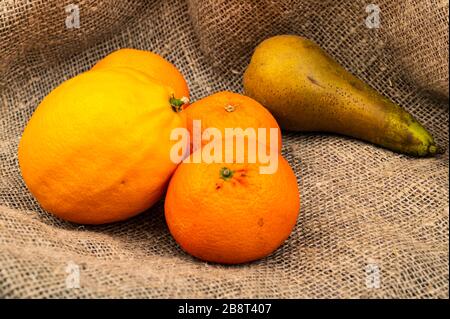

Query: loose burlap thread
[0,0,448,298]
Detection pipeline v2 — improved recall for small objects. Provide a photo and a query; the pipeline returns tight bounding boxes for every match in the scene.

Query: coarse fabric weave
[0,0,448,298]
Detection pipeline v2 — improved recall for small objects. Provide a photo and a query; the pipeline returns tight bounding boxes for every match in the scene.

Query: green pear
[243,35,442,157]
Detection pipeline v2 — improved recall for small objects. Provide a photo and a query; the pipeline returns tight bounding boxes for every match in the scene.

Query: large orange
[164,141,300,264]
[18,68,187,224]
[184,91,282,153]
[92,48,190,103]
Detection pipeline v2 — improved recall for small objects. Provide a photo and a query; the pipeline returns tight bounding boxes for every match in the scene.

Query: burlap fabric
[0,0,448,298]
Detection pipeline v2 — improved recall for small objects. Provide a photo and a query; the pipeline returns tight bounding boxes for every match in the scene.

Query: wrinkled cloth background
[0,0,448,298]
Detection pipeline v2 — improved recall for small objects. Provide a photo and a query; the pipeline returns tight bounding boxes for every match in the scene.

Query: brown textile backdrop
[0,0,448,298]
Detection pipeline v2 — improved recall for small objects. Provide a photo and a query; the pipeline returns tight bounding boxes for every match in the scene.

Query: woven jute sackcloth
[0,0,448,298]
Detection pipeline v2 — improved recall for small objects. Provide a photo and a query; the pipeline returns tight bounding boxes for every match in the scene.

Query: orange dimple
[184,91,282,153]
[164,142,300,264]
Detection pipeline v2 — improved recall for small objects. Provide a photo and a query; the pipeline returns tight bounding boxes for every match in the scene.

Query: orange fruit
[164,140,300,264]
[184,91,282,153]
[92,48,189,103]
[18,68,187,224]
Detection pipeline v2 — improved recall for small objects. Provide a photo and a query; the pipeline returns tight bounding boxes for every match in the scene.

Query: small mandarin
[164,140,300,264]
